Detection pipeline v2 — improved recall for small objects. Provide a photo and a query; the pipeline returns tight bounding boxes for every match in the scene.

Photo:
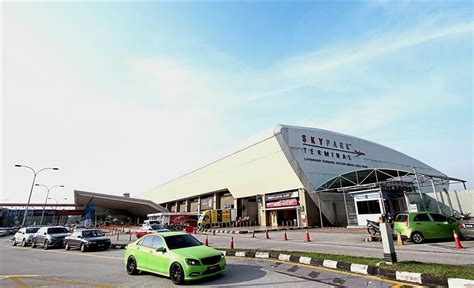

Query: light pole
[35,184,64,225]
[15,165,59,227]
[49,197,67,225]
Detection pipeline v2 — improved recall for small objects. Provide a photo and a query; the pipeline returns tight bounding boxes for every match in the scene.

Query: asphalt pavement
[0,238,415,287]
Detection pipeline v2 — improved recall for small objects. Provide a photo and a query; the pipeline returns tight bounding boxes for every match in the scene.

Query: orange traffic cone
[305,229,311,242]
[205,236,209,246]
[230,237,234,250]
[453,230,464,249]
[265,230,270,240]
[284,231,288,241]
[396,232,404,246]
[252,230,255,238]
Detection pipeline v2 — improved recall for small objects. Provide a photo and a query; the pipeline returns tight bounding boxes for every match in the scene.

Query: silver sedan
[12,227,40,247]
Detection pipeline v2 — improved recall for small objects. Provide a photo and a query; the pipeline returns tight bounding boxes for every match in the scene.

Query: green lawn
[225,248,474,280]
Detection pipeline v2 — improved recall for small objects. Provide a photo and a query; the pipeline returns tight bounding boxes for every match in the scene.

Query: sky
[1,2,473,204]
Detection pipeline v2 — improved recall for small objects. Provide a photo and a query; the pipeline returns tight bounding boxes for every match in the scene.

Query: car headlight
[185,258,201,266]
[221,253,225,259]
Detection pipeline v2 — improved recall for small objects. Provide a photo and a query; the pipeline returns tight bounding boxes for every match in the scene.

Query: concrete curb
[221,249,471,287]
[203,226,317,234]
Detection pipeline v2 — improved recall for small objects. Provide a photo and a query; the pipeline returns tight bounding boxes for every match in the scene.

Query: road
[0,239,415,287]
[190,229,474,265]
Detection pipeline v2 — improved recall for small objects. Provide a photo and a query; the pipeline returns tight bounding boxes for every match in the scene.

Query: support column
[430,178,442,213]
[213,193,218,209]
[197,197,201,214]
[176,201,180,212]
[443,188,454,214]
[343,190,350,227]
[413,168,427,211]
[185,199,190,212]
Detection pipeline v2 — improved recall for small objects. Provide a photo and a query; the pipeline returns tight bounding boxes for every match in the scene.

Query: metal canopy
[74,190,168,217]
[314,168,466,193]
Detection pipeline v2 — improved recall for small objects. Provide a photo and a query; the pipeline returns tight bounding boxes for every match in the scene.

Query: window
[47,227,69,234]
[138,236,154,247]
[430,213,448,222]
[164,234,202,250]
[413,213,431,222]
[395,214,408,222]
[150,236,164,249]
[356,200,381,214]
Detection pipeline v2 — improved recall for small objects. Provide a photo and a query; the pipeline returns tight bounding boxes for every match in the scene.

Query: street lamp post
[35,184,64,225]
[15,165,59,227]
[49,197,67,225]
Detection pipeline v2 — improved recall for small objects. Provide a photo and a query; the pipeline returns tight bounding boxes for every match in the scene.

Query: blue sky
[2,2,473,203]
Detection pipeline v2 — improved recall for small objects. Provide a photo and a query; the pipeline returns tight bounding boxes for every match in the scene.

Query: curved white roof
[139,125,444,204]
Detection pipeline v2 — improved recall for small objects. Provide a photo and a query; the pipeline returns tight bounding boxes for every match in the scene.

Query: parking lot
[0,238,417,287]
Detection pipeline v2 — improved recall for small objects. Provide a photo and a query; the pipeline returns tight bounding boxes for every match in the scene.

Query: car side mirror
[156,247,166,253]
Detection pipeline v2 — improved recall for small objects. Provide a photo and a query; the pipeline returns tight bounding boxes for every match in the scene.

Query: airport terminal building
[139,125,466,228]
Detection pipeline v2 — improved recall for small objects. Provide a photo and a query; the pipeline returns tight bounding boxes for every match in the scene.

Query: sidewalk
[204,226,366,234]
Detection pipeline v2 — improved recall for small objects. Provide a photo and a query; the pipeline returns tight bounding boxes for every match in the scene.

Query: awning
[74,190,168,217]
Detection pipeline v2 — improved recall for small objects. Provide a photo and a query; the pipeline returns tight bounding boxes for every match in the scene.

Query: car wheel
[65,242,70,250]
[80,243,86,252]
[170,262,185,285]
[126,256,139,275]
[367,226,378,235]
[21,239,27,247]
[43,240,49,250]
[12,239,17,246]
[31,239,37,248]
[412,232,424,244]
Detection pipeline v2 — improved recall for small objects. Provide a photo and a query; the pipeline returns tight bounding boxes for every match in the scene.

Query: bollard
[205,236,209,246]
[117,232,119,241]
[129,230,132,241]
[252,230,255,238]
[265,230,270,240]
[284,231,288,241]
[230,237,234,250]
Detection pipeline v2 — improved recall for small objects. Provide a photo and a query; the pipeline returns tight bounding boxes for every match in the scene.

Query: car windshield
[26,228,39,233]
[48,227,69,234]
[164,234,202,250]
[150,224,163,231]
[82,230,105,238]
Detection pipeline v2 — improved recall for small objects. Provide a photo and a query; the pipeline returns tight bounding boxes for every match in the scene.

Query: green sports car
[124,231,226,284]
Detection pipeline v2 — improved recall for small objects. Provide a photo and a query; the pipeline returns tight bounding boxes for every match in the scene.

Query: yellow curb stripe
[228,256,418,287]
[9,277,28,288]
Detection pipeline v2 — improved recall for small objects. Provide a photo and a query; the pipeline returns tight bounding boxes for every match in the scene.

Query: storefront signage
[266,199,298,208]
[265,191,298,202]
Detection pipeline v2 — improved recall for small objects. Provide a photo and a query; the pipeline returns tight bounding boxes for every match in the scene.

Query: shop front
[264,190,300,227]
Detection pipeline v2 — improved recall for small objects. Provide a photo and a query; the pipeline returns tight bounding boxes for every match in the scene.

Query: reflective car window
[26,228,39,233]
[48,227,69,234]
[138,236,154,247]
[413,214,431,222]
[164,234,202,250]
[394,215,407,222]
[430,214,448,222]
[150,236,164,249]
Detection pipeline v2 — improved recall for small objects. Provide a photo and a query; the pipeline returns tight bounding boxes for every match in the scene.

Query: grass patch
[225,248,474,280]
[385,262,474,280]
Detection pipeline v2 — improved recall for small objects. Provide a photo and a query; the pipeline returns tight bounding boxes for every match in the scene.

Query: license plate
[465,224,474,228]
[208,265,219,272]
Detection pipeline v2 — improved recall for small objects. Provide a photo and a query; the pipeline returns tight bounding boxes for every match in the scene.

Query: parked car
[12,227,40,247]
[459,215,474,239]
[32,226,70,249]
[64,229,111,252]
[124,232,226,285]
[0,228,9,237]
[393,212,460,244]
[135,224,170,239]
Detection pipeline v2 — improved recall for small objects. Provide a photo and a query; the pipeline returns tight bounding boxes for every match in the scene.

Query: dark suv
[32,226,70,249]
